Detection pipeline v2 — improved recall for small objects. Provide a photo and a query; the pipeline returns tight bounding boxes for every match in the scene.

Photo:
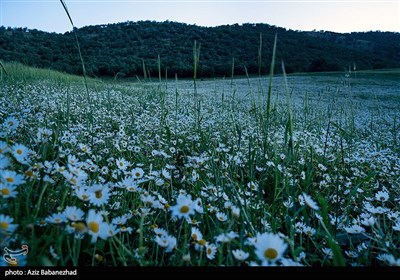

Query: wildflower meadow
[0,60,399,267]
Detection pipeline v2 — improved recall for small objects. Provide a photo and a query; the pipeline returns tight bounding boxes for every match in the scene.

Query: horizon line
[1,19,399,35]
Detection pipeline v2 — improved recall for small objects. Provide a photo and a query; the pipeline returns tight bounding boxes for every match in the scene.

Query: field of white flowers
[0,64,399,266]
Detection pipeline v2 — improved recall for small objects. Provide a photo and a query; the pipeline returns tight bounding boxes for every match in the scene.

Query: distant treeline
[0,21,399,78]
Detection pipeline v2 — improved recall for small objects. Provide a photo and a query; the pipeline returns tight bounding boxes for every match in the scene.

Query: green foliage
[1,61,87,84]
[0,22,399,78]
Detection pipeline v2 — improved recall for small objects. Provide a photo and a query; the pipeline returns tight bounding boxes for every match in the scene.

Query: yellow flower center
[264,248,278,260]
[135,172,141,177]
[192,233,198,240]
[0,222,9,230]
[54,218,61,223]
[72,222,86,231]
[8,121,14,126]
[6,177,14,183]
[1,188,10,196]
[88,222,100,233]
[70,178,77,185]
[95,190,103,199]
[16,149,23,155]
[207,248,212,255]
[180,205,190,214]
[198,239,206,246]
[25,170,34,177]
[82,194,89,201]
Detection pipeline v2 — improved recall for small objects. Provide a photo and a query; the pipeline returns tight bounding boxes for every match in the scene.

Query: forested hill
[1,21,399,78]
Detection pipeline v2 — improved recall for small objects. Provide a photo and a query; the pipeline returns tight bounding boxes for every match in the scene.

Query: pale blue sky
[1,0,399,33]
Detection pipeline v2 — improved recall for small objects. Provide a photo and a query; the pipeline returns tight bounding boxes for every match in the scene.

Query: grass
[0,58,399,267]
[0,62,89,84]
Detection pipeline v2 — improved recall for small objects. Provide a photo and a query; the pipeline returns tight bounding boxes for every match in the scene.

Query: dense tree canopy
[1,21,399,78]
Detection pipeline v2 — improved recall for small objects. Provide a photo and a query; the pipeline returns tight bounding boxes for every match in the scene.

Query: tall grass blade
[158,54,162,85]
[282,61,294,156]
[142,59,147,80]
[59,0,92,129]
[258,33,262,77]
[0,60,7,81]
[60,0,87,82]
[0,60,8,75]
[319,196,346,266]
[60,0,74,27]
[266,33,278,125]
[231,57,235,86]
[193,40,201,95]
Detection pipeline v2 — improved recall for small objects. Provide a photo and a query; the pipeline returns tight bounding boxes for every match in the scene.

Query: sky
[1,0,399,34]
